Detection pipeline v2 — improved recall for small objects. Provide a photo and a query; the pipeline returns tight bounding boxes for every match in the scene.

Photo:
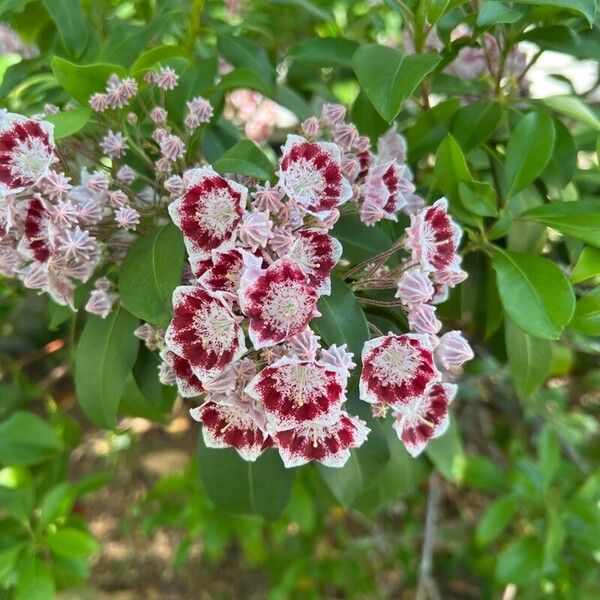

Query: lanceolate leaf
[287,37,359,67]
[331,215,391,263]
[492,248,575,340]
[505,317,552,399]
[519,201,600,248]
[0,412,62,465]
[570,286,600,336]
[451,100,503,151]
[570,246,600,283]
[504,112,555,198]
[119,223,185,327]
[512,0,596,26]
[213,139,274,180]
[43,0,89,58]
[75,306,140,429]
[198,438,294,520]
[45,109,91,140]
[352,44,440,122]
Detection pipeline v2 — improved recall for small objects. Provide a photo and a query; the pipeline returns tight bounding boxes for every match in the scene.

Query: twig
[416,473,443,600]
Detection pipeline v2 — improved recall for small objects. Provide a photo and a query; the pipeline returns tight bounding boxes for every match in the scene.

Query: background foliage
[0,0,599,597]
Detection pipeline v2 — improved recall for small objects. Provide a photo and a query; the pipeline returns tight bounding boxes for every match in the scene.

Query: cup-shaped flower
[160,349,205,398]
[165,286,246,384]
[360,333,439,408]
[392,382,456,456]
[17,197,51,262]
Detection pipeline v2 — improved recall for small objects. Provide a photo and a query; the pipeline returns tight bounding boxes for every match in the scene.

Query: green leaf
[426,0,451,23]
[217,34,274,92]
[42,0,88,58]
[212,67,273,97]
[476,495,519,546]
[505,317,552,399]
[213,139,274,180]
[0,412,62,466]
[464,455,506,493]
[44,528,99,558]
[476,1,524,25]
[331,215,392,263]
[571,246,600,283]
[542,118,577,188]
[44,108,91,140]
[120,375,169,422]
[38,483,75,529]
[198,439,294,520]
[519,201,600,248]
[504,112,555,198]
[512,0,596,26]
[540,95,600,132]
[570,286,600,336]
[75,307,139,429]
[451,100,503,151]
[51,57,127,105]
[287,37,359,67]
[16,554,55,600]
[130,45,186,76]
[352,44,441,122]
[351,90,391,141]
[521,26,600,61]
[119,223,185,327]
[318,400,390,507]
[495,537,544,584]
[459,180,498,217]
[492,248,575,340]
[433,134,479,226]
[274,84,313,121]
[538,426,560,490]
[311,276,370,385]
[425,419,465,483]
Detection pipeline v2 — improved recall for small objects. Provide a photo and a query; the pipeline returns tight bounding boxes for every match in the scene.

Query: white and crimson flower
[160,349,205,398]
[0,112,54,194]
[286,228,342,295]
[277,134,352,217]
[392,382,456,457]
[364,160,414,221]
[274,412,369,468]
[17,196,51,263]
[191,394,272,462]
[165,286,246,383]
[406,198,462,273]
[239,257,320,349]
[168,166,247,272]
[244,356,346,432]
[360,333,439,409]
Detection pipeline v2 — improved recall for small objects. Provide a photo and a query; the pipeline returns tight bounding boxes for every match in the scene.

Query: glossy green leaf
[519,201,600,248]
[476,495,519,545]
[287,37,359,67]
[130,45,186,75]
[51,57,127,105]
[459,180,498,217]
[492,248,575,339]
[16,554,55,600]
[571,246,600,283]
[212,67,273,97]
[542,119,577,188]
[451,100,503,151]
[198,439,294,520]
[505,112,555,198]
[45,108,90,140]
[119,224,185,327]
[38,483,75,529]
[0,412,62,465]
[476,1,524,25]
[496,537,544,584]
[45,528,99,558]
[425,419,465,483]
[43,0,88,57]
[332,215,392,263]
[351,90,391,141]
[463,455,506,493]
[311,276,370,384]
[540,95,600,132]
[75,306,139,429]
[570,286,600,335]
[426,0,451,23]
[352,44,441,122]
[513,0,596,25]
[213,139,274,180]
[505,317,552,399]
[217,34,274,91]
[521,26,600,60]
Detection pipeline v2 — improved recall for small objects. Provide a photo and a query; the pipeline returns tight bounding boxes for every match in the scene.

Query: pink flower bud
[89,93,108,112]
[288,328,320,361]
[149,106,168,124]
[160,134,185,161]
[319,343,356,381]
[408,303,442,335]
[252,184,284,214]
[269,226,295,256]
[108,190,128,208]
[156,66,179,90]
[164,175,184,196]
[301,116,320,138]
[239,210,273,251]
[436,331,473,369]
[114,206,140,230]
[321,103,346,126]
[85,289,117,319]
[332,123,358,152]
[116,165,136,185]
[395,269,434,306]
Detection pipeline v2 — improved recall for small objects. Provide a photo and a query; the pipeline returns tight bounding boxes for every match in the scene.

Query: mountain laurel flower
[89,92,108,112]
[321,103,346,127]
[114,206,140,230]
[55,226,98,262]
[116,164,136,185]
[395,268,434,306]
[251,183,285,214]
[436,331,474,369]
[47,198,79,229]
[18,197,51,262]
[319,344,356,383]
[155,66,179,90]
[360,334,439,409]
[244,356,346,432]
[168,166,247,269]
[0,113,54,194]
[165,286,246,384]
[406,198,463,273]
[107,190,128,208]
[164,175,184,197]
[85,288,117,319]
[407,303,442,335]
[392,382,456,456]
[288,328,321,362]
[239,257,320,349]
[160,349,205,398]
[186,96,214,124]
[275,412,369,468]
[99,130,128,158]
[358,200,386,227]
[239,210,273,251]
[378,127,408,164]
[20,262,48,289]
[149,106,168,124]
[277,134,352,217]
[332,123,359,152]
[160,134,185,161]
[301,116,320,138]
[41,170,72,200]
[86,171,110,193]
